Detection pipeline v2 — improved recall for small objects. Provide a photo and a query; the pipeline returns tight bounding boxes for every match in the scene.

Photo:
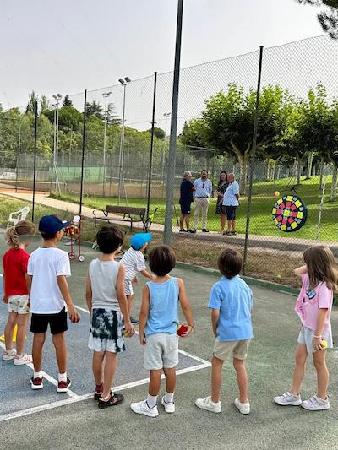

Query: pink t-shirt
[295,274,333,333]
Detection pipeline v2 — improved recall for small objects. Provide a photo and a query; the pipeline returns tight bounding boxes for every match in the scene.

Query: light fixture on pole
[117,77,131,204]
[102,91,112,196]
[52,93,62,194]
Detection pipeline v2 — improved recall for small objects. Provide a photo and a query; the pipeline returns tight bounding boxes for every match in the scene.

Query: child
[130,245,194,417]
[26,215,80,392]
[195,248,253,415]
[2,220,36,365]
[121,232,153,324]
[274,245,338,411]
[86,225,134,408]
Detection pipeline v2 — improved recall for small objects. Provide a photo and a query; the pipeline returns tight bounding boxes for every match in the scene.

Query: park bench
[93,205,157,232]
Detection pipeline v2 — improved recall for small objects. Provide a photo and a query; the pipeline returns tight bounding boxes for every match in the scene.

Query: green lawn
[54,176,338,241]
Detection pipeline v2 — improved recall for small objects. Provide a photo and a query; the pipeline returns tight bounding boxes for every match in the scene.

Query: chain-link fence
[0,34,337,283]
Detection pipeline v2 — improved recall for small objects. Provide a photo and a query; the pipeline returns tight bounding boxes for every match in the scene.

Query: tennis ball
[274,191,280,197]
[321,339,328,350]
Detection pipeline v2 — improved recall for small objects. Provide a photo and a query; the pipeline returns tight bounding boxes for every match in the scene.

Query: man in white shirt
[191,170,213,233]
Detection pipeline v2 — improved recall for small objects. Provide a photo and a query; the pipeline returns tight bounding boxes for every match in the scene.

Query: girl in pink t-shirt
[274,246,337,411]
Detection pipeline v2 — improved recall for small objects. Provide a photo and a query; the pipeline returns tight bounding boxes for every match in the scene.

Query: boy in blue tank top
[130,246,194,417]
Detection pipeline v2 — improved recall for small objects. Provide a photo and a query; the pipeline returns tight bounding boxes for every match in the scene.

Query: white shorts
[8,295,30,314]
[144,333,178,370]
[124,280,134,297]
[297,326,333,354]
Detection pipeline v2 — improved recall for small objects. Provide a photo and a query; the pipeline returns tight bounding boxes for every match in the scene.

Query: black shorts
[30,307,68,335]
[222,205,237,220]
[180,202,192,215]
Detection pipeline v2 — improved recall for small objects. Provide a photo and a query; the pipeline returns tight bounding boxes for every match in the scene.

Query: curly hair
[6,220,36,249]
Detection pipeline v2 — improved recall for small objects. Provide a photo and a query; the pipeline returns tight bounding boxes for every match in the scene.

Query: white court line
[0,342,78,399]
[0,361,210,422]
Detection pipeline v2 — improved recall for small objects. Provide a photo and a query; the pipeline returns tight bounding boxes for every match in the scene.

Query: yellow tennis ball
[274,191,280,197]
[321,339,328,350]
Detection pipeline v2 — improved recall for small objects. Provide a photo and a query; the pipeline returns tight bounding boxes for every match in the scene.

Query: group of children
[2,214,338,415]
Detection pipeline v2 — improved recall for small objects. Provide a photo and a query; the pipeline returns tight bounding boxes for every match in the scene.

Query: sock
[146,394,157,409]
[164,392,174,404]
[58,372,67,382]
[34,371,43,379]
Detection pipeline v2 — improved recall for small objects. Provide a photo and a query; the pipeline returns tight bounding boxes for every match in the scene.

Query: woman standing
[215,171,228,233]
[179,171,194,232]
[222,173,240,236]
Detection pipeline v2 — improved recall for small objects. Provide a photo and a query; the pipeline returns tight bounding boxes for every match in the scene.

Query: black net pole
[31,100,38,223]
[146,72,158,217]
[242,46,264,275]
[164,0,183,245]
[79,89,87,216]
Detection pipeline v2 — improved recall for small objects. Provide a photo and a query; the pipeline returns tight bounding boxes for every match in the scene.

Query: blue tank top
[145,277,179,336]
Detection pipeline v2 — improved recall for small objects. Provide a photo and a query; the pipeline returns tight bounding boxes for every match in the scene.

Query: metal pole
[103,104,108,197]
[15,119,22,193]
[32,101,38,222]
[79,90,87,216]
[118,84,127,204]
[146,72,158,216]
[163,0,183,245]
[242,46,264,275]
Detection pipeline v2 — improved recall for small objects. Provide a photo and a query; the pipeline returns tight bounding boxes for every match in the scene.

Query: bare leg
[102,352,117,398]
[220,214,226,232]
[291,344,308,395]
[211,356,224,403]
[185,214,190,230]
[231,220,236,232]
[233,358,249,403]
[313,350,329,399]
[4,312,17,351]
[15,314,29,355]
[32,333,46,372]
[163,367,176,393]
[92,351,105,385]
[179,214,184,230]
[226,220,232,232]
[127,295,135,317]
[149,369,162,396]
[52,333,67,374]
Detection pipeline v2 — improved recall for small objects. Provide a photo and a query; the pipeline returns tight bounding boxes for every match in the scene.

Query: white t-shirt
[27,247,71,314]
[89,258,120,311]
[121,247,146,281]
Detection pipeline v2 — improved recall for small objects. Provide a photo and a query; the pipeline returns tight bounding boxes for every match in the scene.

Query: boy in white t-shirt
[26,215,80,393]
[121,233,153,324]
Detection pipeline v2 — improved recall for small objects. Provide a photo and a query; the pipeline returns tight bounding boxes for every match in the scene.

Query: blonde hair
[303,245,338,291]
[6,220,36,249]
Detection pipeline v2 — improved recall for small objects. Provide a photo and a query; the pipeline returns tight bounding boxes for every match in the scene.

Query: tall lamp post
[102,91,112,196]
[52,93,62,194]
[117,77,131,204]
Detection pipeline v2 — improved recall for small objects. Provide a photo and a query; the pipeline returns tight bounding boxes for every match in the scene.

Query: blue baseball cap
[39,215,70,234]
[130,232,152,250]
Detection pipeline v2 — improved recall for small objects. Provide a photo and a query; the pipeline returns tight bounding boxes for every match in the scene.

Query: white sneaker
[274,392,302,406]
[195,396,221,413]
[234,398,250,415]
[14,354,32,366]
[130,400,159,418]
[302,395,330,411]
[161,396,175,413]
[2,349,16,361]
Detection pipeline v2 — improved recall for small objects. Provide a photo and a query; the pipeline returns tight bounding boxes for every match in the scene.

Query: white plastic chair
[8,206,30,227]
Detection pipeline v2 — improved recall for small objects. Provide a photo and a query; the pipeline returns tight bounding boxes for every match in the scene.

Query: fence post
[31,100,38,223]
[242,46,264,275]
[79,90,87,216]
[164,0,184,245]
[146,72,158,216]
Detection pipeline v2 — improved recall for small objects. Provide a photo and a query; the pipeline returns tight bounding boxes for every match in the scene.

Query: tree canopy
[297,0,338,38]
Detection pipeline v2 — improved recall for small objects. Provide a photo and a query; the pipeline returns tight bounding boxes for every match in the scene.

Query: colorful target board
[272,194,308,232]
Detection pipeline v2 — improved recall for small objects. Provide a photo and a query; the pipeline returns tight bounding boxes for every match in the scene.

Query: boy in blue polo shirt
[195,248,253,415]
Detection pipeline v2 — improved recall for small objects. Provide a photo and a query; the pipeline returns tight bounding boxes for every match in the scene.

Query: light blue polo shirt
[222,181,240,206]
[208,276,253,341]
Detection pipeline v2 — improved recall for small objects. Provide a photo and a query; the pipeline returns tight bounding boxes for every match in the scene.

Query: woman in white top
[222,173,240,236]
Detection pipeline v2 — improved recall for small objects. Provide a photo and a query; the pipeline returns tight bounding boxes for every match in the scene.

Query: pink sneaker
[14,354,32,366]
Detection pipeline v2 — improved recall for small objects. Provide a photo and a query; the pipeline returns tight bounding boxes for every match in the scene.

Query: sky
[0,0,323,109]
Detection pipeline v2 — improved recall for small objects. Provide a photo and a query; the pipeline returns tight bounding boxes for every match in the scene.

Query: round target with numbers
[272,194,308,232]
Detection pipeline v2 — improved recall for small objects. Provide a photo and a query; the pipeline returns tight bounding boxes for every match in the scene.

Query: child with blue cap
[121,232,153,324]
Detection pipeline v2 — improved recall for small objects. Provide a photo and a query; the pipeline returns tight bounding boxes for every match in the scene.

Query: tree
[26,91,38,113]
[63,95,73,107]
[181,84,288,193]
[40,95,49,114]
[85,100,103,119]
[147,127,166,140]
[296,0,338,38]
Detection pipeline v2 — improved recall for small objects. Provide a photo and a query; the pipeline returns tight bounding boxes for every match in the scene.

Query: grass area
[54,175,337,241]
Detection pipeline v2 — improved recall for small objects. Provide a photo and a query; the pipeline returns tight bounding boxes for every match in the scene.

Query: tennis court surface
[1,234,338,450]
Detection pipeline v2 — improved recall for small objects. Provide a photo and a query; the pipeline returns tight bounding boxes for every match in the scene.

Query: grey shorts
[297,326,333,354]
[144,333,178,370]
[124,279,134,297]
[213,339,250,361]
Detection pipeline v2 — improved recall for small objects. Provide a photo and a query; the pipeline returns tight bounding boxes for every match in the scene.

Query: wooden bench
[93,205,156,232]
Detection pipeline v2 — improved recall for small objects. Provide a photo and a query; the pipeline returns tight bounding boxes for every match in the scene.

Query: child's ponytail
[6,220,36,249]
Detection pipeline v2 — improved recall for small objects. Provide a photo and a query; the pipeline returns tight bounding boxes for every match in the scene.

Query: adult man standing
[191,170,212,233]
